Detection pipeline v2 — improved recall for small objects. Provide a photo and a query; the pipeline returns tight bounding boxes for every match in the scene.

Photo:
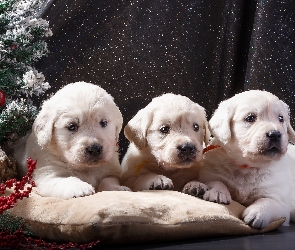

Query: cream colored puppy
[14,82,130,199]
[194,90,295,229]
[121,93,210,192]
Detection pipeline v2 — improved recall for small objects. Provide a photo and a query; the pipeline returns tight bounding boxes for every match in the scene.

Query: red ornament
[9,44,17,50]
[0,89,5,106]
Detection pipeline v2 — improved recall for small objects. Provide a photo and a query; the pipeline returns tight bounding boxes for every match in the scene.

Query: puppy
[121,93,210,192]
[13,82,130,199]
[191,90,295,229]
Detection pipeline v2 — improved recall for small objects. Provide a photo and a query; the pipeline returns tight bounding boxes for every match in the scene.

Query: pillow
[7,189,284,244]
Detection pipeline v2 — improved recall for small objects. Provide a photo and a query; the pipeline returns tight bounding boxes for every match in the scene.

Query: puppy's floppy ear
[209,99,235,144]
[33,102,56,149]
[111,104,123,142]
[196,105,211,146]
[124,108,153,150]
[287,123,295,144]
[281,100,295,143]
[203,119,211,146]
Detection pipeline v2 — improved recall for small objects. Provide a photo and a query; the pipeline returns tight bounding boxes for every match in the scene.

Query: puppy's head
[33,81,123,169]
[125,93,210,170]
[209,90,295,165]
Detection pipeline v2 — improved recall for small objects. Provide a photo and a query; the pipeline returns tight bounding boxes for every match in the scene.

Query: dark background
[36,0,295,158]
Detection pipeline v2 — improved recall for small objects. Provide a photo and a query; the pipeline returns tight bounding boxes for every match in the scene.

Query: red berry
[0,89,5,106]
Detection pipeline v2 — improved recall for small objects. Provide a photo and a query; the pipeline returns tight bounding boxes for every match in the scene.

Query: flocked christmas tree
[0,0,52,146]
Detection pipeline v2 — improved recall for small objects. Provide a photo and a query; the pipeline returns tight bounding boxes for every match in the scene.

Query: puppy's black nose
[86,144,102,156]
[177,143,196,158]
[266,130,281,141]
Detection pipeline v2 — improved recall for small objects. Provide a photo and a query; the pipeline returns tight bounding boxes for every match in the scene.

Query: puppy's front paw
[37,177,95,199]
[72,183,95,198]
[203,187,232,205]
[114,185,132,191]
[182,181,209,198]
[149,175,174,190]
[242,205,270,229]
[64,178,95,199]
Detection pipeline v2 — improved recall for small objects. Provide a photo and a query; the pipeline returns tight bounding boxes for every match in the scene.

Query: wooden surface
[98,222,295,250]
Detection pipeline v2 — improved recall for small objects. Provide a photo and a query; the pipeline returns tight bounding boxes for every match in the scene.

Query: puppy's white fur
[196,90,295,229]
[121,93,210,192]
[14,82,130,199]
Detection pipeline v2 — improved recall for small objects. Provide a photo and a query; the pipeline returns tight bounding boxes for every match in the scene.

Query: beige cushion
[7,189,284,244]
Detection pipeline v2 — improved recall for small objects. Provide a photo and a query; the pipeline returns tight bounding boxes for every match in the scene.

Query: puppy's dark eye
[245,114,257,123]
[193,123,199,132]
[159,125,170,134]
[279,115,284,123]
[100,119,108,128]
[67,123,78,132]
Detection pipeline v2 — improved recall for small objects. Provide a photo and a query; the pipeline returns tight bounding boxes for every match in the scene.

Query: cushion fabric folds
[7,189,284,244]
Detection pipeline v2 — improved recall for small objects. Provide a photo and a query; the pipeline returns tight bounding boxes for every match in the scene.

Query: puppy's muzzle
[266,130,281,142]
[177,143,196,160]
[86,143,103,157]
[263,130,282,156]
